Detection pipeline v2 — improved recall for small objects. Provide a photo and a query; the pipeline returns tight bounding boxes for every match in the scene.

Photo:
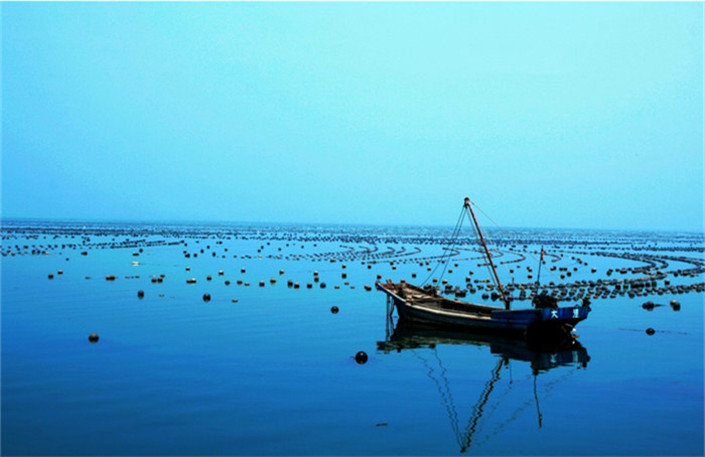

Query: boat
[376,197,590,340]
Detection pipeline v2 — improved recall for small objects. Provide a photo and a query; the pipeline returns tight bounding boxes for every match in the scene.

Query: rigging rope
[469,200,563,286]
[421,204,466,287]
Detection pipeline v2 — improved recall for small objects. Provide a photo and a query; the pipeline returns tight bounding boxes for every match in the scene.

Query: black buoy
[203,293,211,302]
[137,290,144,298]
[355,351,368,364]
[646,327,655,335]
[88,333,99,343]
[331,306,339,314]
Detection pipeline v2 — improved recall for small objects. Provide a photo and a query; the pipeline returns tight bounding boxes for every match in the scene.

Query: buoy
[331,306,339,314]
[88,333,99,343]
[646,327,655,335]
[137,290,144,298]
[203,293,211,302]
[355,351,368,364]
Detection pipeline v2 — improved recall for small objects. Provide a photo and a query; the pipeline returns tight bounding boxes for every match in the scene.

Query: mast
[464,197,510,310]
[460,357,504,453]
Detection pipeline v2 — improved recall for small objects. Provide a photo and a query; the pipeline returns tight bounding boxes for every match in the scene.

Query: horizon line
[1,215,703,235]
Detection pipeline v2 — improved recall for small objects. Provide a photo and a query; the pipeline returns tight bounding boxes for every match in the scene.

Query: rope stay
[421,203,466,287]
[468,199,563,285]
[421,198,513,308]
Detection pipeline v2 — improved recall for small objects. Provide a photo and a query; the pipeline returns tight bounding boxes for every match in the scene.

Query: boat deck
[379,281,500,316]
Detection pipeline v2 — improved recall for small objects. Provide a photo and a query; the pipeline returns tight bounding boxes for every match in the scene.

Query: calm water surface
[2,221,703,455]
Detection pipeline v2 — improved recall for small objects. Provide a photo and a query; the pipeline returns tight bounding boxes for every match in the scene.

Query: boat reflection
[377,318,590,453]
[378,318,590,373]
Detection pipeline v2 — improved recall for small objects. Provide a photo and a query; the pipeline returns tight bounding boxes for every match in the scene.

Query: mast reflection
[377,317,590,453]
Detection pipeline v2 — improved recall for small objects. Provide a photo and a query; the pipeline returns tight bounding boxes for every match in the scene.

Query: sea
[1,220,703,456]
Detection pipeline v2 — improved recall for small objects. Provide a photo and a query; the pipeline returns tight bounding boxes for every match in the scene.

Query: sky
[1,2,703,232]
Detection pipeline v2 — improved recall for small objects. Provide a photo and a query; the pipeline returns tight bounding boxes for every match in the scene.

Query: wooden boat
[376,197,590,339]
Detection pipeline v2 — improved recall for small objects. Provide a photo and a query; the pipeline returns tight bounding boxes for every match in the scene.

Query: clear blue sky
[2,2,703,231]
